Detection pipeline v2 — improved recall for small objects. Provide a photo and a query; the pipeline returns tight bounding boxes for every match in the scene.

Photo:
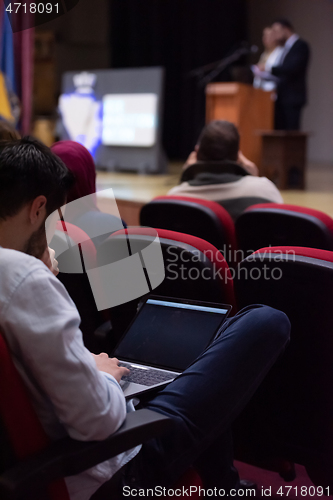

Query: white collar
[285,34,299,50]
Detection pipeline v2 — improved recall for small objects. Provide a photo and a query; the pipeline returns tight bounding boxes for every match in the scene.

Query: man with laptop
[0,138,290,499]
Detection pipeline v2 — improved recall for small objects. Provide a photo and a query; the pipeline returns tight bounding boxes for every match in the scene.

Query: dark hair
[0,120,21,141]
[196,120,240,162]
[273,18,294,31]
[0,137,75,220]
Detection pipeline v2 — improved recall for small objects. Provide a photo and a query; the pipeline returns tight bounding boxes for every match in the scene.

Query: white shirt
[0,248,140,500]
[265,46,285,72]
[253,46,284,91]
[253,34,300,91]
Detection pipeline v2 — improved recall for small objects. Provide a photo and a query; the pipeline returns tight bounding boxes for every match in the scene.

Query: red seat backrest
[236,203,333,253]
[153,195,237,250]
[55,220,97,269]
[0,333,69,499]
[253,245,333,263]
[111,227,236,310]
[246,204,333,235]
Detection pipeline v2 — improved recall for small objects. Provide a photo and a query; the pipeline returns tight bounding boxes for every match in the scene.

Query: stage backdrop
[110,0,248,159]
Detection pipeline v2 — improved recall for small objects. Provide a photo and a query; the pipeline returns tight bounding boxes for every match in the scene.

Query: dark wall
[110,0,248,159]
[38,0,110,94]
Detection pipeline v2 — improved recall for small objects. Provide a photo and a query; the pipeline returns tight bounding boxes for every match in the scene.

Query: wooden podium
[205,83,274,167]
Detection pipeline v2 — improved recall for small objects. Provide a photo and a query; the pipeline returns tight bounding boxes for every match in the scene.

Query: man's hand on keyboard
[92,353,130,383]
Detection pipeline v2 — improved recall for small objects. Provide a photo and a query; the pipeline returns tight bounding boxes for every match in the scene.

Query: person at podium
[253,26,283,92]
[168,120,283,221]
[253,19,310,131]
[271,19,310,131]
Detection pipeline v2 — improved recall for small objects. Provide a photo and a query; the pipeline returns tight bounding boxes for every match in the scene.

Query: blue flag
[0,6,18,122]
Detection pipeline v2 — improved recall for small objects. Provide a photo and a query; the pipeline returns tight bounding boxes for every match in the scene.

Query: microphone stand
[189,45,252,88]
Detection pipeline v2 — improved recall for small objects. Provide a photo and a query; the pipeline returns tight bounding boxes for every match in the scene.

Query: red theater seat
[103,227,235,305]
[0,333,70,500]
[140,196,238,267]
[233,246,333,487]
[235,203,333,254]
[96,227,236,338]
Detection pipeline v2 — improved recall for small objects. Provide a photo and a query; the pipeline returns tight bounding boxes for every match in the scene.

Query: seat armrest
[0,409,172,500]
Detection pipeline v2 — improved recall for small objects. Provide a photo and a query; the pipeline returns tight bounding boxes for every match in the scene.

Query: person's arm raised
[182,149,198,171]
[238,151,259,176]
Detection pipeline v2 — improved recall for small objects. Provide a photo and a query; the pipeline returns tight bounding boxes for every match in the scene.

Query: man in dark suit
[271,19,310,130]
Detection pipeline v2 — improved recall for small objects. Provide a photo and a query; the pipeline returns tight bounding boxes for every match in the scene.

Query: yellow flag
[0,72,14,122]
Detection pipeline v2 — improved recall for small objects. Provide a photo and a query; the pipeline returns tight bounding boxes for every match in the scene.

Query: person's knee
[245,305,291,349]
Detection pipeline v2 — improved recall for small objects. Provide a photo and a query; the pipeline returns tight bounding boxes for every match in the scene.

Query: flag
[0,3,19,124]
[0,2,20,125]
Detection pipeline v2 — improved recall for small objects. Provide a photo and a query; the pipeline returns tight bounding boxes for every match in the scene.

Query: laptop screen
[113,298,230,372]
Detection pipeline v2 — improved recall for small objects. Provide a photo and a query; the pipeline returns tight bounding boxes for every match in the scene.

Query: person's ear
[29,196,47,225]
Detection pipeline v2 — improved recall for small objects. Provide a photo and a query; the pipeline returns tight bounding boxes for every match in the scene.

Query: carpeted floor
[236,461,332,499]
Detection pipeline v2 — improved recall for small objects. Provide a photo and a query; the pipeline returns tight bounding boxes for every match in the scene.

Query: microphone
[188,43,259,83]
[239,41,259,54]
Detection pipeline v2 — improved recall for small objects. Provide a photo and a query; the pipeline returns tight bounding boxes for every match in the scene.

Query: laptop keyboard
[119,362,176,387]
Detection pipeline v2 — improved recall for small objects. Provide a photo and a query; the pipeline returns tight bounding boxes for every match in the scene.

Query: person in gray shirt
[169,121,283,221]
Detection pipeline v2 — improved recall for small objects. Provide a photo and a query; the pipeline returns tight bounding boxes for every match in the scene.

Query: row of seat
[140,196,333,267]
[2,238,332,497]
[139,199,333,486]
[50,207,333,488]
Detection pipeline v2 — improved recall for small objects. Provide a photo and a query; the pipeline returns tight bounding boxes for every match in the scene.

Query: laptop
[113,296,231,399]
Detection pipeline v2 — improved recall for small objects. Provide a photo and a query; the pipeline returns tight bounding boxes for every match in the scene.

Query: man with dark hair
[0,138,290,499]
[196,120,240,162]
[0,137,74,221]
[273,18,294,31]
[0,137,75,260]
[270,19,310,130]
[168,120,283,221]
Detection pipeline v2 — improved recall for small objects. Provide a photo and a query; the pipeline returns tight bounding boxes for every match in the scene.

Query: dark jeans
[92,305,290,497]
[275,102,303,130]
